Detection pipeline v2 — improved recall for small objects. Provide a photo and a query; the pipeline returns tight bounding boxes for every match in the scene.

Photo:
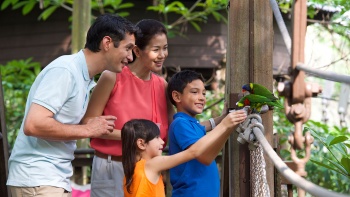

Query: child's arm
[201,101,228,132]
[146,110,246,175]
[195,110,246,164]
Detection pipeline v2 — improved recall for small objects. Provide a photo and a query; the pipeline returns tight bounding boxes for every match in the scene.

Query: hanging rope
[236,113,270,197]
[251,145,270,197]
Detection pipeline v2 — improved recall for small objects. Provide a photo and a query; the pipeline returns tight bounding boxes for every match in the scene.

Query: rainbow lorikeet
[236,94,284,113]
[242,83,278,101]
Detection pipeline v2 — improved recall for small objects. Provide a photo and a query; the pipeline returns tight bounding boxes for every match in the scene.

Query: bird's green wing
[267,100,284,109]
[245,94,272,103]
[251,83,278,101]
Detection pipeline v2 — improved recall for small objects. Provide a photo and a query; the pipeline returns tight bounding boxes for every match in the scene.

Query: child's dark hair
[132,19,167,61]
[167,70,205,106]
[121,119,160,194]
[85,13,139,52]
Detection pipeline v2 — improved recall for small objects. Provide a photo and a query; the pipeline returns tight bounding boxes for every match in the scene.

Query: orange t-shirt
[90,67,169,156]
[124,159,165,197]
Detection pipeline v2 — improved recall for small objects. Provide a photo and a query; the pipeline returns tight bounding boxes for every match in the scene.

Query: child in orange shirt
[122,112,246,196]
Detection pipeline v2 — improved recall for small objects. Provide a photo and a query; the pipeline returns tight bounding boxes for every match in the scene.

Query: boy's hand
[221,101,229,116]
[220,110,247,130]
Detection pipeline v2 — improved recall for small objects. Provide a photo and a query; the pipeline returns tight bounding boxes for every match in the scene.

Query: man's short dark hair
[85,14,139,52]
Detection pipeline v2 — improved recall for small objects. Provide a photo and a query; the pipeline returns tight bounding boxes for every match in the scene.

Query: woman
[82,19,174,197]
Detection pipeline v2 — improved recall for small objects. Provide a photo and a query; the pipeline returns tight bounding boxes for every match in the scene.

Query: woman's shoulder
[151,73,167,86]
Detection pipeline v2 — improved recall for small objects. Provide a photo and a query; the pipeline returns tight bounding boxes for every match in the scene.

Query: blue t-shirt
[169,112,220,197]
[6,50,96,192]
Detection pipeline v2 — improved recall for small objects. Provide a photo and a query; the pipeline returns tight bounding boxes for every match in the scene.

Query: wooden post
[72,0,91,185]
[291,0,307,196]
[72,0,91,54]
[221,0,274,196]
[291,0,307,104]
[0,74,10,197]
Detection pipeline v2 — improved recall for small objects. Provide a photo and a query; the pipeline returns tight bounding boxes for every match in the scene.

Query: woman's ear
[136,139,146,150]
[172,91,181,103]
[133,47,141,58]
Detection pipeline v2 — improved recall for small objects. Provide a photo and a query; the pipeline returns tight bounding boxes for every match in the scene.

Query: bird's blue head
[242,84,252,92]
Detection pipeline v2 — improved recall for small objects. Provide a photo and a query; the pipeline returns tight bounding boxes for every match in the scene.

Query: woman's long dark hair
[121,119,160,194]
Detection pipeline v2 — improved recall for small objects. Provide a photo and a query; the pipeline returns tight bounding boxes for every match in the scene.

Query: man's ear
[136,139,146,150]
[172,91,181,103]
[101,36,113,51]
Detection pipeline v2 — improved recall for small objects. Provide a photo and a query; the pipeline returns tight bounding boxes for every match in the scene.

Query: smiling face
[174,79,206,117]
[106,33,136,73]
[144,136,165,159]
[135,33,168,73]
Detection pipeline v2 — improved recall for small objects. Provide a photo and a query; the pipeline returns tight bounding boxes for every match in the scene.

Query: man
[6,14,139,197]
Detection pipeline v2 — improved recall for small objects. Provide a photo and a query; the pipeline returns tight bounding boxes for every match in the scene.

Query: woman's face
[137,33,168,73]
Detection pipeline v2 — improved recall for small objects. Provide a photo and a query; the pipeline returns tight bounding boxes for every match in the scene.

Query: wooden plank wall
[0,7,72,67]
[0,0,227,80]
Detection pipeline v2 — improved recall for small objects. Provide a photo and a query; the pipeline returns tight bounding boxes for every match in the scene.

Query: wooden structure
[0,0,227,82]
[222,0,275,196]
[0,0,334,196]
[0,74,10,197]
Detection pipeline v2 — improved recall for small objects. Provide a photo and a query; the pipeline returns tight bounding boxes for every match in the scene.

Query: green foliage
[0,59,41,148]
[273,104,350,193]
[303,120,350,193]
[276,0,350,48]
[0,0,134,20]
[196,90,224,121]
[147,0,228,37]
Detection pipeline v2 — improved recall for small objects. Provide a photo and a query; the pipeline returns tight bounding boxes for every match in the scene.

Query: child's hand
[220,109,247,130]
[220,101,228,116]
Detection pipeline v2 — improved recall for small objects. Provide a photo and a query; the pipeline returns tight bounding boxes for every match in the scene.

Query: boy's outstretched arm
[191,110,247,165]
[201,101,228,132]
[147,110,246,173]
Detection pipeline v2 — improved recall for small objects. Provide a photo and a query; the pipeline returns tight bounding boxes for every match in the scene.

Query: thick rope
[252,127,350,197]
[270,0,291,55]
[296,63,350,84]
[251,144,270,197]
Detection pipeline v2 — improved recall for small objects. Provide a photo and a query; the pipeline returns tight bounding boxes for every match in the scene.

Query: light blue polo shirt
[7,50,96,192]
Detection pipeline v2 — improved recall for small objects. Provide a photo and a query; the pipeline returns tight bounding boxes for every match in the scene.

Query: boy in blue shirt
[167,70,247,197]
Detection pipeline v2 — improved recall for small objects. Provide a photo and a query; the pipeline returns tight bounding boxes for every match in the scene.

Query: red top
[90,66,169,156]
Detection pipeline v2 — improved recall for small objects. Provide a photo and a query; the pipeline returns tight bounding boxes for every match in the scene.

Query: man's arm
[24,103,115,141]
[81,71,121,140]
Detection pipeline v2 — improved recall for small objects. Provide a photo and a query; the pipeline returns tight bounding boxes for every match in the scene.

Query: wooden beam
[291,0,307,103]
[72,0,91,185]
[0,74,10,197]
[222,0,274,196]
[224,1,250,196]
[252,0,274,196]
[71,0,91,53]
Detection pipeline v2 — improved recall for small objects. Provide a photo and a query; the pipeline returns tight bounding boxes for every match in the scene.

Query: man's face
[107,33,136,73]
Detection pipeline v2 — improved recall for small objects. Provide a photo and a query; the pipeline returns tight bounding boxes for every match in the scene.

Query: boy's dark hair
[121,119,160,194]
[167,70,205,106]
[132,19,167,61]
[85,14,139,52]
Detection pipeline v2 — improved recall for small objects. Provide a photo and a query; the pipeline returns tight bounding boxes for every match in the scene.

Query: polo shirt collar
[174,112,200,124]
[78,50,91,81]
